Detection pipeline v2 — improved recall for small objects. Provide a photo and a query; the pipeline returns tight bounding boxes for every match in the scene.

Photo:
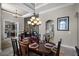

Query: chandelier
[27,4,41,26]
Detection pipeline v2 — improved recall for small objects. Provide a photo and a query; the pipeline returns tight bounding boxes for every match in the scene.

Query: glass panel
[60,21,66,30]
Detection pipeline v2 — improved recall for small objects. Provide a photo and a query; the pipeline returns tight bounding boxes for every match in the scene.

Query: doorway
[2,19,19,50]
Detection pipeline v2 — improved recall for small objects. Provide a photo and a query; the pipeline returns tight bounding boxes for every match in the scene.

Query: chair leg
[13,51,16,56]
[13,53,15,56]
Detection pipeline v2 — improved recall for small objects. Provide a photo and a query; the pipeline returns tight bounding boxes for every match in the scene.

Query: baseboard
[61,44,75,50]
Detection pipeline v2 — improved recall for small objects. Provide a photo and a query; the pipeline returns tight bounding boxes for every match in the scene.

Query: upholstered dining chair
[30,36,39,44]
[11,38,20,56]
[19,40,29,56]
[75,46,79,56]
[50,39,62,56]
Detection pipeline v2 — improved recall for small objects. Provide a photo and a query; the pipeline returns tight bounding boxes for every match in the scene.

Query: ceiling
[1,3,74,18]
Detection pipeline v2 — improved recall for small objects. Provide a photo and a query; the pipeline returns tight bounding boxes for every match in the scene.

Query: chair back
[44,34,50,43]
[30,36,39,43]
[11,38,19,56]
[56,39,62,56]
[75,46,79,56]
[19,41,29,56]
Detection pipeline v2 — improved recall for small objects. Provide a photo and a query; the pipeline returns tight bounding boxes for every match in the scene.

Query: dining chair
[11,38,20,56]
[19,40,29,56]
[55,39,62,56]
[44,34,50,43]
[75,46,79,56]
[50,39,62,56]
[30,36,39,44]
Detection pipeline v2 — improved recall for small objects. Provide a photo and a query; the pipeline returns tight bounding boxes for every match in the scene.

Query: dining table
[29,42,56,56]
[20,38,56,56]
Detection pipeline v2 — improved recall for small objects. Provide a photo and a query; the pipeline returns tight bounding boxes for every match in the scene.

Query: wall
[0,4,2,52]
[76,4,79,48]
[1,10,24,50]
[39,4,77,48]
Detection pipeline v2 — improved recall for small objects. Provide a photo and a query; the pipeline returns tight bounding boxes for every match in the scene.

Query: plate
[51,46,57,52]
[44,43,55,49]
[29,43,39,49]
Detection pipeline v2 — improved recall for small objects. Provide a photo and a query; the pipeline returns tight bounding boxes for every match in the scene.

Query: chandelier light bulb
[36,18,40,21]
[31,23,34,25]
[30,19,33,21]
[31,16,35,19]
[27,21,31,24]
[37,22,39,25]
[34,20,37,24]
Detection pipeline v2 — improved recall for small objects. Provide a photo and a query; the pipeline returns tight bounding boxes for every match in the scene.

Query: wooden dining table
[29,42,56,56]
[20,39,56,56]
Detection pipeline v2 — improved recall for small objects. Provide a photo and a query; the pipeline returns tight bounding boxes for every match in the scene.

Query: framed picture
[57,16,69,31]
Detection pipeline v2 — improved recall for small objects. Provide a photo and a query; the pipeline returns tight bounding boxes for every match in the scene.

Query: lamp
[27,4,41,26]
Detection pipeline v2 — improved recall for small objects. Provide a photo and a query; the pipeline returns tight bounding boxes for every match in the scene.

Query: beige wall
[76,4,79,48]
[39,4,77,48]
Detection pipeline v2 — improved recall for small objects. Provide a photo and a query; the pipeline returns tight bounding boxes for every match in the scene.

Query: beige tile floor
[0,47,13,56]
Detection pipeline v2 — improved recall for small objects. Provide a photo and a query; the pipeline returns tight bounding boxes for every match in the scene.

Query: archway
[45,20,54,43]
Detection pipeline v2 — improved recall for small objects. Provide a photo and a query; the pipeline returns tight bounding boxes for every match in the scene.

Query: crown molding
[22,12,33,17]
[39,3,74,14]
